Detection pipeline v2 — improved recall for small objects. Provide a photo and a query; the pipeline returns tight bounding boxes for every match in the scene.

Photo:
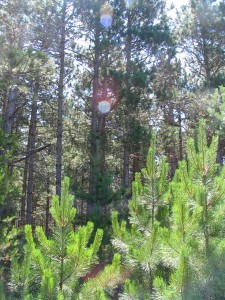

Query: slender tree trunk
[81,170,85,221]
[123,143,129,186]
[88,17,100,214]
[132,154,139,181]
[1,92,7,121]
[178,109,183,161]
[98,113,106,174]
[217,138,224,165]
[20,108,34,226]
[26,87,38,225]
[216,90,224,165]
[89,20,100,193]
[20,155,29,226]
[200,26,211,86]
[20,94,35,226]
[45,175,50,236]
[3,86,18,134]
[163,103,178,177]
[56,0,66,197]
[123,11,132,187]
[98,36,109,179]
[0,85,18,166]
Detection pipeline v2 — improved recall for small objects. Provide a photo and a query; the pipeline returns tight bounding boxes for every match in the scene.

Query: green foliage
[0,125,22,289]
[112,135,169,297]
[0,122,18,205]
[7,177,121,299]
[78,253,121,299]
[0,280,6,300]
[0,217,24,275]
[9,228,35,299]
[113,121,225,299]
[208,86,225,137]
[177,0,225,87]
[154,120,225,299]
[119,279,151,299]
[90,147,113,205]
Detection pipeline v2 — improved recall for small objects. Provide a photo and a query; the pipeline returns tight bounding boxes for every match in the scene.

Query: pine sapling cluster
[8,177,121,299]
[112,135,169,299]
[113,121,225,299]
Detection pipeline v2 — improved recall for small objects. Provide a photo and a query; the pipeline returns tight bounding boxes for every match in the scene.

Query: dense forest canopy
[0,0,225,299]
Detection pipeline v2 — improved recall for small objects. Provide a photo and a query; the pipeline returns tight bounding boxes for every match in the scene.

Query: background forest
[1,0,225,299]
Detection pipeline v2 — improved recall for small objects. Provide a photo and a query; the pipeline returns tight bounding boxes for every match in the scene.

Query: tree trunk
[98,113,106,174]
[123,143,129,187]
[88,16,100,214]
[132,154,139,182]
[98,33,109,179]
[163,103,178,177]
[1,92,8,124]
[200,26,211,86]
[3,86,18,134]
[56,0,66,197]
[26,88,38,225]
[123,11,132,187]
[178,109,183,161]
[45,175,50,236]
[0,86,18,165]
[20,153,29,226]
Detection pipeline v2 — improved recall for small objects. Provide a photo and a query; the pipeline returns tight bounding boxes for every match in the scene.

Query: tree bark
[45,175,50,236]
[26,86,38,225]
[3,86,18,134]
[89,17,100,196]
[88,13,101,215]
[123,143,129,187]
[132,154,139,182]
[56,0,66,197]
[98,111,106,174]
[20,149,29,226]
[178,109,183,161]
[123,11,132,187]
[200,26,211,85]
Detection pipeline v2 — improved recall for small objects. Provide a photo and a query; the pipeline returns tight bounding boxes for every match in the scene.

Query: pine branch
[14,144,52,163]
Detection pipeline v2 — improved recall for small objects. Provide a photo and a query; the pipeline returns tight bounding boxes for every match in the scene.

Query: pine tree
[154,120,225,299]
[177,0,225,87]
[208,86,225,164]
[112,121,225,299]
[0,281,6,300]
[8,177,121,299]
[112,135,169,298]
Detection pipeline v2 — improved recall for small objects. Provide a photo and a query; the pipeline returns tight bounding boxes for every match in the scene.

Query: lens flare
[94,76,119,114]
[98,101,111,114]
[124,0,135,9]
[100,14,113,28]
[100,2,113,28]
